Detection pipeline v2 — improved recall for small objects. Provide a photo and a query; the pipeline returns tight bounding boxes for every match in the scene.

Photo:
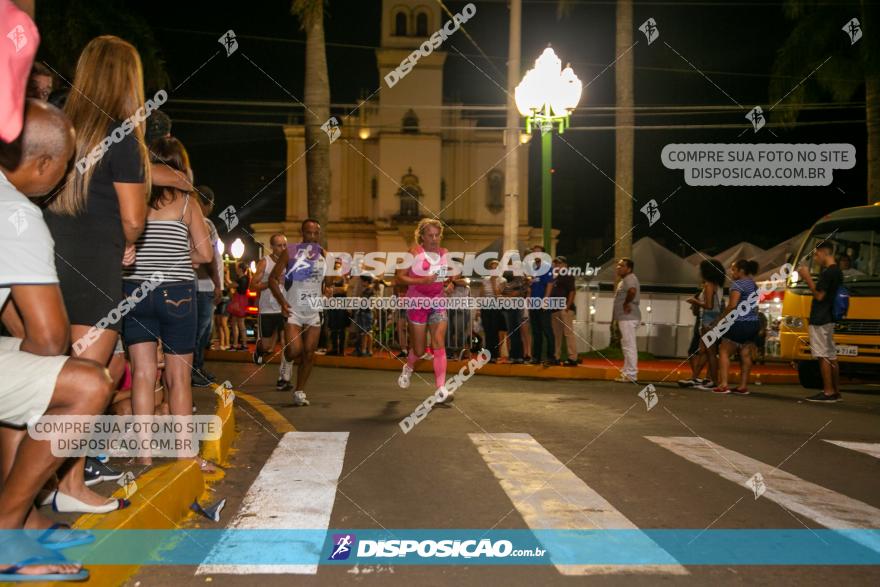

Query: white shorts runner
[288,312,322,328]
[0,337,67,427]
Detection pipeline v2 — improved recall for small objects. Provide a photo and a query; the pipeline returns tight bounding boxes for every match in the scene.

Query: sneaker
[252,347,265,365]
[398,364,413,389]
[563,359,579,367]
[279,380,294,392]
[712,385,730,394]
[729,387,750,396]
[805,392,841,403]
[203,371,217,382]
[511,358,525,364]
[84,457,123,487]
[293,390,310,406]
[677,378,701,387]
[613,375,636,383]
[396,351,409,359]
[544,359,561,366]
[191,372,212,387]
[694,381,716,391]
[278,358,293,389]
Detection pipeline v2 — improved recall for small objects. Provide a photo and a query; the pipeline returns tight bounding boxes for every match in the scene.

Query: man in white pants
[612,258,641,383]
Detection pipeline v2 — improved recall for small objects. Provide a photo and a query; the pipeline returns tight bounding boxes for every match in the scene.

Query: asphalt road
[132,361,880,586]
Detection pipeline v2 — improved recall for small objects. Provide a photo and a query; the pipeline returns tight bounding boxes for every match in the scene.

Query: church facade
[251,0,542,255]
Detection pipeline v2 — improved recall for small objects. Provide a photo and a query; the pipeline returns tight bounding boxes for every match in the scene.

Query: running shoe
[613,375,637,383]
[277,357,293,390]
[293,390,310,406]
[398,364,414,389]
[84,457,123,487]
[252,347,264,365]
[694,381,716,391]
[805,392,841,403]
[191,372,212,387]
[563,359,579,367]
[712,385,730,394]
[677,378,700,387]
[729,387,750,396]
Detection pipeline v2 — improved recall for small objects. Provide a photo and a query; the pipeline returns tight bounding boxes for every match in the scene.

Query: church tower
[374,1,445,226]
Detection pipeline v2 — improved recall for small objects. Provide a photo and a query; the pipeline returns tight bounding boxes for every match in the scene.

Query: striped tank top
[123,196,195,284]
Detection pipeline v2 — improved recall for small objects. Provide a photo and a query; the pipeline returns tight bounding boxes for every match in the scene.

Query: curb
[205,349,799,385]
[29,391,239,587]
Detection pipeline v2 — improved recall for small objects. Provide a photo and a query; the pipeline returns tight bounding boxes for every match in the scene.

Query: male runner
[251,233,294,390]
[268,219,326,406]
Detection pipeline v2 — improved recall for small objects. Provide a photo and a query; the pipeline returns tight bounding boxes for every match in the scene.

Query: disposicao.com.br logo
[326,533,544,561]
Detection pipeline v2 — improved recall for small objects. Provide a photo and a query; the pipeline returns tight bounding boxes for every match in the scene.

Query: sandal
[36,524,95,551]
[0,533,88,582]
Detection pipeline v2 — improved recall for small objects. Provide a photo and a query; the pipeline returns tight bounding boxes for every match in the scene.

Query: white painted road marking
[470,433,687,575]
[646,436,880,553]
[197,431,348,575]
[824,440,880,460]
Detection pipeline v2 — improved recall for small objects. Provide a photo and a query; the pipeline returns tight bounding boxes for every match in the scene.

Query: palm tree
[291,0,331,242]
[771,1,878,203]
[35,0,168,90]
[613,0,634,260]
[558,0,634,259]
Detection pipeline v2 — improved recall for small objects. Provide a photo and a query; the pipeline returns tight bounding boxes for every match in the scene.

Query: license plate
[836,345,858,357]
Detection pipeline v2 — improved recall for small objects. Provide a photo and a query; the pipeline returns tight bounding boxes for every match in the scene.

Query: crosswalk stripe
[196,431,349,575]
[646,436,880,553]
[470,433,688,575]
[824,440,880,460]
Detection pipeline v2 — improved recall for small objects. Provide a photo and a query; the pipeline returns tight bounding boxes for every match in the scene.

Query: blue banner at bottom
[2,529,879,565]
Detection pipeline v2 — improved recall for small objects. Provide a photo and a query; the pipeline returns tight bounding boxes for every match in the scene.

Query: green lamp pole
[516,48,581,255]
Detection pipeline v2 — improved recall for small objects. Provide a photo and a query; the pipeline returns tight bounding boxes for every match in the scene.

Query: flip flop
[36,524,95,551]
[0,533,88,582]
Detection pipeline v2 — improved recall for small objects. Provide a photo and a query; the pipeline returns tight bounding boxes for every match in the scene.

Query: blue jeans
[194,290,215,372]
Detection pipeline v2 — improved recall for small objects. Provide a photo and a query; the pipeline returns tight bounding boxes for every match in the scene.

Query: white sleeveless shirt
[258,254,283,314]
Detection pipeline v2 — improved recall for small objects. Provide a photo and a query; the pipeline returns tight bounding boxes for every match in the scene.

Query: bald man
[0,100,113,580]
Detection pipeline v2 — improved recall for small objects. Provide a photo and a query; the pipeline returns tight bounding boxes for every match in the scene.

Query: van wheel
[797,361,823,389]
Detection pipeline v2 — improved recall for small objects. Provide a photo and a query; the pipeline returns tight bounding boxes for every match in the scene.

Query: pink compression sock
[433,351,447,389]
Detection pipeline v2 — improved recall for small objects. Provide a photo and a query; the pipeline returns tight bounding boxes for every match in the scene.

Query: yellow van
[779,204,880,388]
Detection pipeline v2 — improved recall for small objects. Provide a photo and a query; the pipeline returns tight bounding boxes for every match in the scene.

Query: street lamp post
[515,47,582,253]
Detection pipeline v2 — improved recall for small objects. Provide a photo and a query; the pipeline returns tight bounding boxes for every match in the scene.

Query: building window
[415,12,429,36]
[396,168,423,220]
[402,109,419,133]
[394,11,407,36]
[486,169,504,214]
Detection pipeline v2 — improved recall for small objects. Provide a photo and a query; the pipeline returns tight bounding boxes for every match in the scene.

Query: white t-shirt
[0,170,58,310]
[613,273,641,322]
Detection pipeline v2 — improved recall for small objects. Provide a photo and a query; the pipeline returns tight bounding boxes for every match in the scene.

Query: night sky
[36,0,870,266]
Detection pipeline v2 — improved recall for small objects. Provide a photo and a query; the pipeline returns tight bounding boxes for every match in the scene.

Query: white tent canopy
[754,231,807,281]
[596,237,699,288]
[685,241,765,268]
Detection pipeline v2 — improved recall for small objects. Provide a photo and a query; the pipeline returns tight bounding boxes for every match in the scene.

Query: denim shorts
[722,320,760,346]
[122,280,197,355]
